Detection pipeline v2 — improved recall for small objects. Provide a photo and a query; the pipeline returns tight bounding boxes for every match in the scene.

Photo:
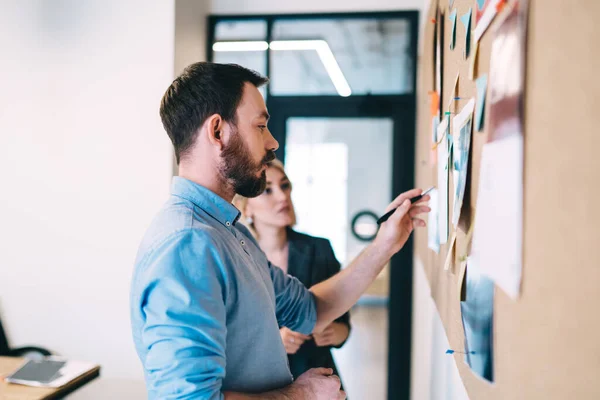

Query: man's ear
[205,114,225,149]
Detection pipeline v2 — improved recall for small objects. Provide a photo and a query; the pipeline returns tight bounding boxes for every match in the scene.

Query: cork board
[414,0,600,398]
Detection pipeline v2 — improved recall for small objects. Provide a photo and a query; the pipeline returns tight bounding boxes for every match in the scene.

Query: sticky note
[449,9,457,50]
[461,8,472,59]
[430,92,440,117]
[477,0,486,10]
[475,74,488,131]
[447,72,459,111]
[469,41,479,80]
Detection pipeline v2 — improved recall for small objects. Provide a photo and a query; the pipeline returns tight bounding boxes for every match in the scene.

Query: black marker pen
[377,186,435,225]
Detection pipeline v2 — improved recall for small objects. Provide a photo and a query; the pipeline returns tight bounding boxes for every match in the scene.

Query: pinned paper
[461,8,472,59]
[427,188,440,253]
[444,232,457,271]
[469,41,480,80]
[476,0,486,9]
[430,91,440,117]
[449,9,458,50]
[447,72,460,112]
[436,117,450,245]
[460,258,495,382]
[475,74,488,131]
[430,115,440,166]
[452,99,475,227]
[470,1,526,300]
[470,137,523,299]
[475,0,503,42]
[458,256,468,300]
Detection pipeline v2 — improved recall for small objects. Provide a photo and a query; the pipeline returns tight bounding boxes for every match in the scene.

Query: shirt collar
[171,176,241,227]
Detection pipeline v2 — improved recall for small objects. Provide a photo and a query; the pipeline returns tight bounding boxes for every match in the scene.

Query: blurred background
[0,1,466,399]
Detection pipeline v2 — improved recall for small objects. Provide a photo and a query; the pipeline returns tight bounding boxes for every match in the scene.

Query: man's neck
[178,162,235,203]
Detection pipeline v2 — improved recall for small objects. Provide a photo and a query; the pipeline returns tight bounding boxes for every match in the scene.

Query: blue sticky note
[477,0,487,10]
[449,9,457,50]
[475,74,488,131]
[460,8,472,59]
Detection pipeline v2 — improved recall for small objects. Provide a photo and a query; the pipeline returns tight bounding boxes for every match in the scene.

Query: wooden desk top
[0,357,100,400]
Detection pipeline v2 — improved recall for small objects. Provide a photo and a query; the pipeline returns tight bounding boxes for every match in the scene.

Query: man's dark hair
[160,62,268,164]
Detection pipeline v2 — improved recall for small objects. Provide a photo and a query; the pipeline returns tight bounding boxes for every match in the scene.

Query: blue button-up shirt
[130,177,317,399]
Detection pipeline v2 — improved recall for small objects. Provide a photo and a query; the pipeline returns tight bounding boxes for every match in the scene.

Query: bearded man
[130,62,430,400]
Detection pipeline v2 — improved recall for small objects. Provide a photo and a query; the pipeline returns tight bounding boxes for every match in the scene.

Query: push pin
[446,349,476,355]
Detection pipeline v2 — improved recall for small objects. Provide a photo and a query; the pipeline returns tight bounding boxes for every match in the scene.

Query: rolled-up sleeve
[139,230,228,400]
[269,262,317,335]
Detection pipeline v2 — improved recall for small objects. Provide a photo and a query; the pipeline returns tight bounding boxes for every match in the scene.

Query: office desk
[0,357,100,400]
[65,378,146,399]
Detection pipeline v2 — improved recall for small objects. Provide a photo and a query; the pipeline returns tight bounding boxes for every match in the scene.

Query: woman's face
[246,166,295,229]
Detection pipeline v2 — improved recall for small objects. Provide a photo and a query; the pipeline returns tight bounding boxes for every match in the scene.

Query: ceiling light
[212,39,352,97]
[212,41,269,52]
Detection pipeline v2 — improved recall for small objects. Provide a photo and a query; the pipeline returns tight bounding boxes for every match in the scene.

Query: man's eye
[258,125,267,131]
[264,188,272,195]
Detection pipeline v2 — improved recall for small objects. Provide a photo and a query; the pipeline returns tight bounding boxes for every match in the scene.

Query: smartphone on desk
[5,356,98,388]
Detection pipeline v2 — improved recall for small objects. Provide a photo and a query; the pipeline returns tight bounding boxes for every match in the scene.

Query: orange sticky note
[430,92,440,117]
[496,0,507,13]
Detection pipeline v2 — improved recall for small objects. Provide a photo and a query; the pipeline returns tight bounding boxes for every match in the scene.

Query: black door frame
[208,12,419,400]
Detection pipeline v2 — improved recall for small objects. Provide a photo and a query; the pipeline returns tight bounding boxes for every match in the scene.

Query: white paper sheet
[436,117,450,245]
[444,232,457,271]
[427,188,440,253]
[474,0,502,43]
[469,135,523,299]
[452,98,475,227]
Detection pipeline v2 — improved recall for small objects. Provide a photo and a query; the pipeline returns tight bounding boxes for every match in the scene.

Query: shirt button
[240,240,245,246]
[226,221,231,227]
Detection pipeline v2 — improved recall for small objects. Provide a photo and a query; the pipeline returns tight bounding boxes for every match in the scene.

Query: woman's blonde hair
[233,158,296,237]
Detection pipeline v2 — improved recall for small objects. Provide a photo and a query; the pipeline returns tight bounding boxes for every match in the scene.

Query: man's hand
[224,368,345,400]
[291,368,346,400]
[308,187,430,334]
[280,327,311,354]
[375,188,431,257]
[313,322,349,347]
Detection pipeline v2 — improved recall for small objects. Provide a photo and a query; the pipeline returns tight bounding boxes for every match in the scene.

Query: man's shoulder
[135,197,223,267]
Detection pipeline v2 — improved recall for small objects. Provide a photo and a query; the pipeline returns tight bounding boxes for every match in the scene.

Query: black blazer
[284,229,351,381]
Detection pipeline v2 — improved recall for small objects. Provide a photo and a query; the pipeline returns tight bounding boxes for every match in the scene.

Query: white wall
[212,0,424,14]
[412,258,470,400]
[0,0,175,381]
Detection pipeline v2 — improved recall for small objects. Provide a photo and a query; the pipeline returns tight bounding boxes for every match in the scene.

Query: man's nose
[265,128,279,151]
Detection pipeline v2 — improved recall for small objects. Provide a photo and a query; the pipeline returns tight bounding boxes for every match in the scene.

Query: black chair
[0,316,52,358]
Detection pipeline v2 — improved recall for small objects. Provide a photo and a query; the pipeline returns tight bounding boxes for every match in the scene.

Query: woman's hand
[313,322,350,347]
[280,327,311,354]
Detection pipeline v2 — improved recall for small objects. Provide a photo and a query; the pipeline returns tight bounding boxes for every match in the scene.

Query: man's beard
[220,126,276,198]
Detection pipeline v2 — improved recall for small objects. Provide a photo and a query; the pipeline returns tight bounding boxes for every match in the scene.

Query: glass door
[284,117,393,299]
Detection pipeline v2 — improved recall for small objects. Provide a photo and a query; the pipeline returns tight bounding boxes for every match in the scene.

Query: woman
[234,159,351,382]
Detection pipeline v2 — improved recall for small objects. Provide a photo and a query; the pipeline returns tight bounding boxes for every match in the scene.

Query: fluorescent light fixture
[212,41,269,52]
[212,39,352,97]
